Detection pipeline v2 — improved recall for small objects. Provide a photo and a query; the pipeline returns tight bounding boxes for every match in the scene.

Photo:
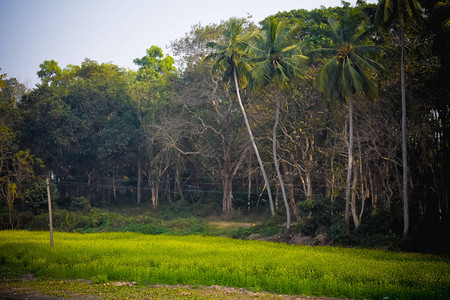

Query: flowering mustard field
[0,231,448,299]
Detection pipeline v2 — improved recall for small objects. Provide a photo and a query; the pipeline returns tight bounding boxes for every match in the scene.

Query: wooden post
[46,177,54,247]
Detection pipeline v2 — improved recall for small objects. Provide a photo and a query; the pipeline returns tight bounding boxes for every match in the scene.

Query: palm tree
[205,18,275,215]
[312,8,386,229]
[250,18,307,229]
[375,0,423,240]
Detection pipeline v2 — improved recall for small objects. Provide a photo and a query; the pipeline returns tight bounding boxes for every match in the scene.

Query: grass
[0,231,449,299]
[2,230,450,299]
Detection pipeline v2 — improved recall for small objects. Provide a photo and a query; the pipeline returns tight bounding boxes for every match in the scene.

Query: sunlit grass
[1,230,448,299]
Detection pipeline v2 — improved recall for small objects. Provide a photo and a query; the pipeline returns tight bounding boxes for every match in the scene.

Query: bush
[27,213,50,230]
[69,196,90,211]
[23,179,58,215]
[329,220,351,245]
[297,196,341,237]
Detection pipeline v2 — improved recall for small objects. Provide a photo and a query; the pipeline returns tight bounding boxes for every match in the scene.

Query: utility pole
[46,177,54,247]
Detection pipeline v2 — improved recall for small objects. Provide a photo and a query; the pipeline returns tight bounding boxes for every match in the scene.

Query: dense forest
[1,0,449,253]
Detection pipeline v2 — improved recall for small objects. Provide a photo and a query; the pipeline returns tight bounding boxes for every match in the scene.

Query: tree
[249,18,308,228]
[131,46,178,207]
[279,82,328,220]
[206,18,276,216]
[0,77,27,128]
[375,0,423,240]
[134,45,177,80]
[0,127,41,228]
[174,62,251,212]
[313,8,386,229]
[67,59,140,205]
[37,60,63,86]
[22,59,140,207]
[171,22,226,70]
[0,68,6,91]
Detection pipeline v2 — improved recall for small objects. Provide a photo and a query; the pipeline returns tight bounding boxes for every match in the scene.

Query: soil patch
[1,277,346,299]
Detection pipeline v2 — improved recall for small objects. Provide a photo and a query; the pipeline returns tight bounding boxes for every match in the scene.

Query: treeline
[1,1,448,251]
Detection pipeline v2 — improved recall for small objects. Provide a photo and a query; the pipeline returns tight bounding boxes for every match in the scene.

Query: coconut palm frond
[249,17,307,91]
[327,16,342,45]
[309,48,338,58]
[316,57,339,98]
[249,59,270,89]
[354,45,387,57]
[315,7,385,102]
[204,17,256,88]
[376,0,423,27]
[352,52,387,75]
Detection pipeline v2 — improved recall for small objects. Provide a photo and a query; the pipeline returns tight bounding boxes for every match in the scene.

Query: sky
[0,0,376,87]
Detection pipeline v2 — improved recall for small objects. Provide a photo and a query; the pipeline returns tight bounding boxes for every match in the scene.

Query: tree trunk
[281,160,300,222]
[345,98,354,230]
[369,169,377,212]
[175,165,185,202]
[165,172,172,203]
[137,161,142,205]
[330,149,336,203]
[7,193,13,230]
[305,172,313,200]
[273,91,290,229]
[350,161,360,229]
[247,158,252,210]
[86,170,94,209]
[222,176,234,213]
[358,140,367,222]
[112,177,117,198]
[400,20,409,240]
[233,68,275,216]
[151,185,159,208]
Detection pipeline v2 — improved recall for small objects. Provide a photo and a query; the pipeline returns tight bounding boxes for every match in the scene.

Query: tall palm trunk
[350,159,360,228]
[221,142,234,213]
[345,97,354,229]
[273,91,290,228]
[233,68,275,216]
[400,18,409,240]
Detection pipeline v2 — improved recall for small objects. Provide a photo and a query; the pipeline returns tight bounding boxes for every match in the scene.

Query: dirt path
[207,220,253,229]
[0,278,344,299]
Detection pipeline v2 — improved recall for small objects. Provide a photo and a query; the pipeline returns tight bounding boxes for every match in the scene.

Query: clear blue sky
[0,0,376,87]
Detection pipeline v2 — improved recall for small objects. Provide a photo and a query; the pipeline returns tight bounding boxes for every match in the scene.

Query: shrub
[23,179,58,215]
[69,196,90,211]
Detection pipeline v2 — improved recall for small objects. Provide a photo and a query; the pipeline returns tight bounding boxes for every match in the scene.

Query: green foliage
[133,45,177,80]
[297,195,341,234]
[3,208,209,236]
[37,60,62,86]
[0,77,26,128]
[23,179,58,215]
[68,196,90,211]
[205,18,254,88]
[329,220,351,244]
[375,0,423,28]
[1,231,448,299]
[313,8,386,101]
[0,126,43,229]
[0,68,6,92]
[249,17,308,90]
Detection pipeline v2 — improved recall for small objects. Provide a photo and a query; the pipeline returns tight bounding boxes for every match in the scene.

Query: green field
[1,231,449,299]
